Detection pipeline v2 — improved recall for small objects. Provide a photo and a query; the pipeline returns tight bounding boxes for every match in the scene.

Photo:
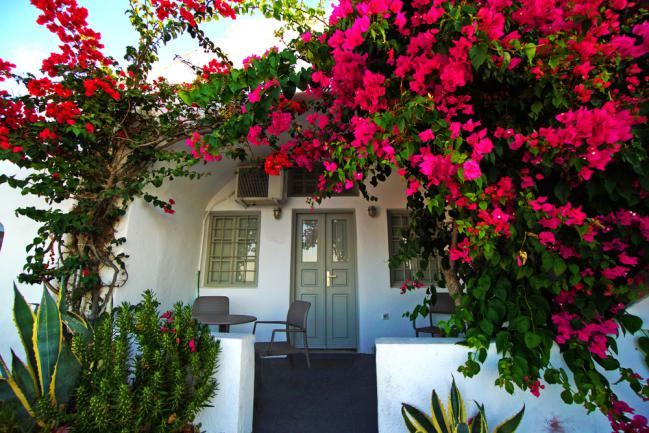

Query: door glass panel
[302,219,319,262]
[331,219,347,262]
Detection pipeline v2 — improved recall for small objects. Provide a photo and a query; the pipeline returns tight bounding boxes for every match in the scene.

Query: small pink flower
[618,253,638,266]
[418,129,435,142]
[539,231,556,246]
[323,161,337,172]
[300,32,312,42]
[188,339,197,353]
[462,160,482,181]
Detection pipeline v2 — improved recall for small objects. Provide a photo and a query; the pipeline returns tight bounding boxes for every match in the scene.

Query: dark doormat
[253,353,378,433]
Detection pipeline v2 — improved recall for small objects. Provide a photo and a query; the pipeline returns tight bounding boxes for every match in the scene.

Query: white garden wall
[0,162,73,361]
[196,333,254,433]
[376,298,649,433]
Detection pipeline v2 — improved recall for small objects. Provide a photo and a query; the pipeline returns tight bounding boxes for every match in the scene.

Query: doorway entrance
[293,212,357,349]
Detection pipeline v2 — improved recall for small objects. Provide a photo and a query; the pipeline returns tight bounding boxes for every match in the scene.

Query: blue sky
[0,0,290,83]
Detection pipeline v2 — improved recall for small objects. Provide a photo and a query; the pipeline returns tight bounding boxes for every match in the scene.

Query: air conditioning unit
[235,164,286,207]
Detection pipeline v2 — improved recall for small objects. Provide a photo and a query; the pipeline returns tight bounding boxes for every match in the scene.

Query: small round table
[193,313,257,333]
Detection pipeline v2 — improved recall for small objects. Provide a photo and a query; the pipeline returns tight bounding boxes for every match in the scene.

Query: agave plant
[0,285,90,427]
[402,378,525,433]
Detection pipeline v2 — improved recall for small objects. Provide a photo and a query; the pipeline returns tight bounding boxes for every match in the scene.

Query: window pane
[205,214,259,286]
[331,219,347,262]
[302,219,319,262]
[387,210,439,288]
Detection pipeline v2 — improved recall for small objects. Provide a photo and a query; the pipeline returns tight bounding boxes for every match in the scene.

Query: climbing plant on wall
[182,0,649,429]
[0,0,324,320]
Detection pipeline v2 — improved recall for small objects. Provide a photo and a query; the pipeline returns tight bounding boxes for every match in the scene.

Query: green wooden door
[294,212,357,349]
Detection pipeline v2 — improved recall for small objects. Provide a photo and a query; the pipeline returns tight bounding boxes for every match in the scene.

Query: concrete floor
[253,353,378,433]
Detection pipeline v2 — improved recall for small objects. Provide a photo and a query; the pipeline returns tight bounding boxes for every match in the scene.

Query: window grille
[204,213,260,286]
[387,210,441,287]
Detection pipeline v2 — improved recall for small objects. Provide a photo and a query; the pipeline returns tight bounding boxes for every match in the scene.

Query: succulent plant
[402,378,525,433]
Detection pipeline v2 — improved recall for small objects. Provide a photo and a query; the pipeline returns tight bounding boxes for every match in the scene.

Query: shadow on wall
[0,222,4,253]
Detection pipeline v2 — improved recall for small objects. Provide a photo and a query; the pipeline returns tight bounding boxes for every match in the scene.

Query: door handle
[326,270,337,287]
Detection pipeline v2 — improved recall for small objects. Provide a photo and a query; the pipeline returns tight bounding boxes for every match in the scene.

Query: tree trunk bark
[442,224,463,305]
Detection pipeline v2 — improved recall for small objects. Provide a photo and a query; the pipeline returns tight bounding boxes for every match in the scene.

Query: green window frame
[387,209,441,288]
[203,212,260,287]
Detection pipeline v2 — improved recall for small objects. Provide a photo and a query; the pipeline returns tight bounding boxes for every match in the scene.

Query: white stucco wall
[376,298,649,433]
[0,162,73,361]
[117,158,428,353]
[196,333,254,433]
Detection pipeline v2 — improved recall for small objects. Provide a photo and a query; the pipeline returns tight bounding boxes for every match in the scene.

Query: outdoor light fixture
[273,207,282,220]
[368,205,377,218]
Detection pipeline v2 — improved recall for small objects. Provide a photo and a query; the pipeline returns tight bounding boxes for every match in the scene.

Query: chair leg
[303,335,311,369]
[255,353,264,386]
[304,349,311,369]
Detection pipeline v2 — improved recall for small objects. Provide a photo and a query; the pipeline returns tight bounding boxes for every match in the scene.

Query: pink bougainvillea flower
[539,231,556,245]
[188,339,196,353]
[323,161,338,172]
[418,129,435,142]
[267,111,292,136]
[618,253,638,266]
[462,159,482,180]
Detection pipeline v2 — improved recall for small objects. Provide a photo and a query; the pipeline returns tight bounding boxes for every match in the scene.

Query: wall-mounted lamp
[273,207,282,220]
[368,205,378,218]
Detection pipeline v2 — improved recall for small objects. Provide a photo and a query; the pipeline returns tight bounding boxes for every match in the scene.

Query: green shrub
[71,290,219,433]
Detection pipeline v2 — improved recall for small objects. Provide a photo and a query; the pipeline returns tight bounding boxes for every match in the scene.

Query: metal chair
[413,293,456,337]
[253,300,312,371]
[192,296,230,331]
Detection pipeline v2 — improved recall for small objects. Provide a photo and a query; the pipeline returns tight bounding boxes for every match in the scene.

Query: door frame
[290,208,359,350]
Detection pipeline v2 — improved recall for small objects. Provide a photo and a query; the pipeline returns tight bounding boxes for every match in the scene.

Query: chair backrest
[192,296,229,316]
[427,293,455,327]
[286,300,310,329]
[430,293,456,314]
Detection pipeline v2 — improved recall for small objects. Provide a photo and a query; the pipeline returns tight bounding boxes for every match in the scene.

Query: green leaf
[523,43,536,64]
[638,336,649,355]
[34,288,62,395]
[510,317,530,333]
[553,182,570,203]
[10,350,37,405]
[449,378,465,426]
[62,312,92,345]
[593,355,620,371]
[524,332,542,349]
[480,320,494,336]
[493,405,525,433]
[552,257,566,276]
[469,409,488,433]
[457,423,470,433]
[402,403,435,433]
[12,284,37,383]
[402,405,419,433]
[431,390,451,433]
[560,390,573,404]
[541,252,553,272]
[51,343,81,405]
[469,45,489,70]
[619,314,642,334]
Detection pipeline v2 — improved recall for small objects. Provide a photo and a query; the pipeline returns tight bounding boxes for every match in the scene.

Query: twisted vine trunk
[442,224,463,305]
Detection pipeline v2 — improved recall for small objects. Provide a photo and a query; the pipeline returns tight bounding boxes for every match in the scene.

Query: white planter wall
[376,298,649,433]
[196,333,254,433]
